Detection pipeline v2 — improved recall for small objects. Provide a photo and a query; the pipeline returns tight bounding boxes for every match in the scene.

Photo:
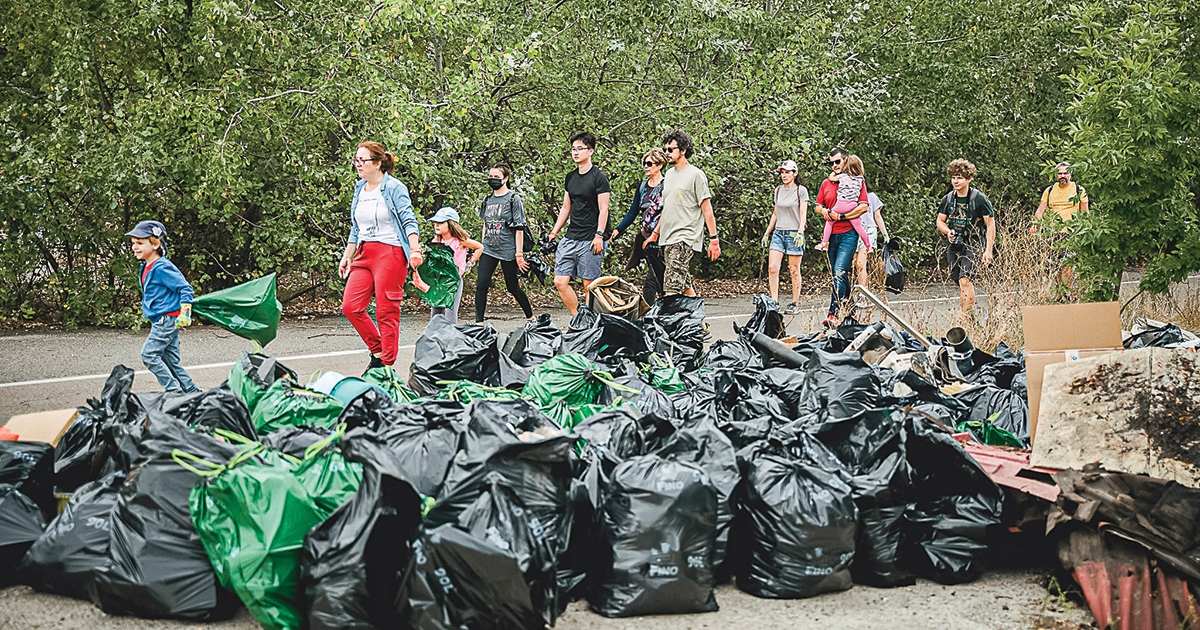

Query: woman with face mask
[474,162,535,323]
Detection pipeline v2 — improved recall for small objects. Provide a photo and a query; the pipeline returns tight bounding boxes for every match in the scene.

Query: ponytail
[357,141,395,174]
[380,151,395,174]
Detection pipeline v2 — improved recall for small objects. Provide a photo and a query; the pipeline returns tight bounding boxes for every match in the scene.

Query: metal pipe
[853,284,931,349]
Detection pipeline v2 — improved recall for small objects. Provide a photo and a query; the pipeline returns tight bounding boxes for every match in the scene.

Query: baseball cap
[126,220,167,240]
[777,160,799,172]
[428,207,460,223]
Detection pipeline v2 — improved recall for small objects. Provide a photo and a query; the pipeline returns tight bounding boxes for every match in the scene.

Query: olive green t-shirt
[658,164,713,252]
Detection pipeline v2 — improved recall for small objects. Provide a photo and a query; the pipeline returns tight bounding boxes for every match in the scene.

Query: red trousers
[342,241,409,366]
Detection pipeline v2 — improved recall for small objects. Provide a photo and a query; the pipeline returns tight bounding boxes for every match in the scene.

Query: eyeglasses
[351,157,379,166]
[570,145,591,153]
[643,161,658,167]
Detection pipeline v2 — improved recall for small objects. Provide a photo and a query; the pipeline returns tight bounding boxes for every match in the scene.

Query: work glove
[176,304,192,328]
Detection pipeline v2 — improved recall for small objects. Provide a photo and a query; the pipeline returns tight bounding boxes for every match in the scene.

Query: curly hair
[947,158,977,179]
[662,129,695,158]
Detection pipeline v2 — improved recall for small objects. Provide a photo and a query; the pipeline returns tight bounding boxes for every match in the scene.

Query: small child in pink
[411,207,482,323]
[816,155,873,252]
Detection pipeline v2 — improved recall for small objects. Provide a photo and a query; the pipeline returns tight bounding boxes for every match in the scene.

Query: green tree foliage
[1,0,1168,325]
[1057,0,1200,301]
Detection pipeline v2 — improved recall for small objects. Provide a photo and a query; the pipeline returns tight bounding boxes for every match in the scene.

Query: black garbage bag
[652,424,739,573]
[55,365,142,492]
[1125,322,1186,348]
[590,454,719,617]
[91,415,242,621]
[498,353,532,390]
[425,400,576,611]
[734,432,858,599]
[228,351,298,414]
[0,441,55,518]
[880,236,906,294]
[502,314,563,368]
[260,426,332,458]
[954,385,1030,447]
[743,294,785,339]
[759,366,810,419]
[139,384,257,440]
[1,484,47,587]
[803,349,880,422]
[711,369,790,448]
[454,471,560,626]
[340,399,466,499]
[302,457,423,630]
[409,318,500,397]
[565,306,651,360]
[399,523,544,630]
[810,408,915,587]
[643,295,708,371]
[702,338,764,370]
[887,370,972,430]
[22,472,124,599]
[899,412,1004,585]
[596,371,675,420]
[575,409,647,509]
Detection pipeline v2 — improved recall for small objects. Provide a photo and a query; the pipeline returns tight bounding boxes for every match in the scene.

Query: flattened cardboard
[1022,302,1123,442]
[4,408,80,445]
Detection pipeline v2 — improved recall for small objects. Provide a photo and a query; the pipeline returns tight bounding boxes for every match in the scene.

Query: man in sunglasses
[814,147,870,327]
[644,129,721,296]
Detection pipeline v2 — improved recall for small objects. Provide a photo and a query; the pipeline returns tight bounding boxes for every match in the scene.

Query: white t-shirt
[862,192,883,231]
[354,187,402,246]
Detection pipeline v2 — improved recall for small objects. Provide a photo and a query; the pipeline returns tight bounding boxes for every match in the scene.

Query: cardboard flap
[1022,302,1123,351]
[5,408,80,445]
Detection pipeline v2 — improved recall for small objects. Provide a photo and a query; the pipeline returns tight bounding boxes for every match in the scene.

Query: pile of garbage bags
[1,294,1028,627]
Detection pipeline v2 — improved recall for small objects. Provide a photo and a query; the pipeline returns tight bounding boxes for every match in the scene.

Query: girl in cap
[411,207,482,323]
[126,220,201,394]
[339,141,423,372]
[761,159,809,314]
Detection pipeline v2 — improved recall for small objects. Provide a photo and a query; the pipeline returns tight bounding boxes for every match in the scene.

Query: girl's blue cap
[428,207,459,223]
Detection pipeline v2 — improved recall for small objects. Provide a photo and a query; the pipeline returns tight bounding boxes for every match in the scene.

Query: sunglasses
[828,158,844,166]
[643,161,659,167]
[663,146,679,153]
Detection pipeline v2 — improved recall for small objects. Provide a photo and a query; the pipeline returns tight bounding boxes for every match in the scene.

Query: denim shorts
[553,237,604,280]
[770,229,805,256]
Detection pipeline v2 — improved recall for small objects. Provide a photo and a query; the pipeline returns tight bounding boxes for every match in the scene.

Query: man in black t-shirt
[935,158,995,317]
[548,131,611,316]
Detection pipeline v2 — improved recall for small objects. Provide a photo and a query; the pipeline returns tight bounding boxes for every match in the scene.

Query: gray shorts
[554,237,604,280]
[857,225,878,253]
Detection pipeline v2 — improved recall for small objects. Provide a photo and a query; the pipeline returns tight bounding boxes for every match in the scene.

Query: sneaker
[784,302,798,315]
[815,241,830,251]
[821,315,839,329]
[364,355,384,374]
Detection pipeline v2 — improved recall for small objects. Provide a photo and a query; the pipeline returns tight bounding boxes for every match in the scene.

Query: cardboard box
[1021,301,1123,441]
[4,408,80,445]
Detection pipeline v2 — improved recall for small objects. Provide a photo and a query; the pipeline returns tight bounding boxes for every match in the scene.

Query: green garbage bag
[183,433,362,630]
[438,380,523,403]
[193,274,283,347]
[522,353,612,409]
[229,352,298,414]
[413,243,460,309]
[956,414,1025,449]
[361,367,421,403]
[251,378,344,435]
[643,354,686,394]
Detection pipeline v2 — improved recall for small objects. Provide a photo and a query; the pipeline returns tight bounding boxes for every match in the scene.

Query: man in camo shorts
[645,129,721,295]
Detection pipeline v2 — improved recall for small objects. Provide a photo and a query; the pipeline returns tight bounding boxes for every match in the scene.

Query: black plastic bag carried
[91,415,242,621]
[55,365,142,492]
[22,472,124,599]
[409,318,501,396]
[743,294,785,339]
[590,454,719,617]
[899,412,1004,585]
[880,236,906,294]
[0,484,46,587]
[735,432,858,599]
[302,459,423,630]
[501,314,562,369]
[400,523,544,630]
[0,441,55,517]
[810,408,915,587]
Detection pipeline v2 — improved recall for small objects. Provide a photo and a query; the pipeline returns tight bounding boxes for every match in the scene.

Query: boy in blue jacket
[126,220,200,393]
